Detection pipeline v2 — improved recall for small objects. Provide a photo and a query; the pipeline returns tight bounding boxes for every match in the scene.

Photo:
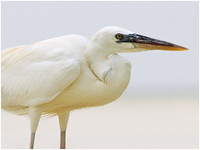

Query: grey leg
[58,112,70,149]
[30,132,35,149]
[29,107,42,149]
[60,131,66,149]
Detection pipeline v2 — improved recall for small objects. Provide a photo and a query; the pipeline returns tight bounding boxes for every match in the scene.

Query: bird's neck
[85,42,131,84]
[85,43,111,82]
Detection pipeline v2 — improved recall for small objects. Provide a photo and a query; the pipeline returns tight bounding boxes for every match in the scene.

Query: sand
[1,96,198,149]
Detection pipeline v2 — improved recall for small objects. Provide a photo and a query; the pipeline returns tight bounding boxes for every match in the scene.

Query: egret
[1,26,187,149]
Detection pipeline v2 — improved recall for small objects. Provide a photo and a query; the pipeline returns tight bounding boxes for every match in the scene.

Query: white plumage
[1,26,187,149]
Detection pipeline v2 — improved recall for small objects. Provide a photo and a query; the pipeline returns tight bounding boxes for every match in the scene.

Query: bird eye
[115,34,123,40]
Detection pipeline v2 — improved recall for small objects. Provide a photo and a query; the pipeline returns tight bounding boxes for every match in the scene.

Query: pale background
[1,1,199,149]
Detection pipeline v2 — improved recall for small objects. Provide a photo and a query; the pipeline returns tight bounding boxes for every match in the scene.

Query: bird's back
[1,35,89,112]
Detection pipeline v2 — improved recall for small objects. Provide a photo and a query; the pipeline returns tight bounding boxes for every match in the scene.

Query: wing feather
[1,36,85,107]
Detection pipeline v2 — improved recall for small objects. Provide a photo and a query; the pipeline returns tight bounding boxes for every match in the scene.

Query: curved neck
[85,41,131,84]
[84,40,131,101]
[85,42,113,82]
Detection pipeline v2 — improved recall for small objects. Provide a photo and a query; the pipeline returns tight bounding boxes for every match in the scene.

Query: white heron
[1,26,187,149]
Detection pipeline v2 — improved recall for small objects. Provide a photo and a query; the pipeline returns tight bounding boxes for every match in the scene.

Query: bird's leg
[58,112,70,149]
[29,107,42,149]
[30,132,35,149]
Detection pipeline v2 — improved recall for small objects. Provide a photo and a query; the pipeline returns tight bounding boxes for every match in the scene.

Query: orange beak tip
[177,46,188,51]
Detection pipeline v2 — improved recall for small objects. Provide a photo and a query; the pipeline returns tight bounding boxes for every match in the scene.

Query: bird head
[91,26,188,53]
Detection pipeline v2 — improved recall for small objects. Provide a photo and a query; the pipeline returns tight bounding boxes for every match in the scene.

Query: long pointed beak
[129,34,188,51]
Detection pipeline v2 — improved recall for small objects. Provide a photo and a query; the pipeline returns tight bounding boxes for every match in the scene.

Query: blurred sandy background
[1,1,198,149]
[1,94,199,149]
